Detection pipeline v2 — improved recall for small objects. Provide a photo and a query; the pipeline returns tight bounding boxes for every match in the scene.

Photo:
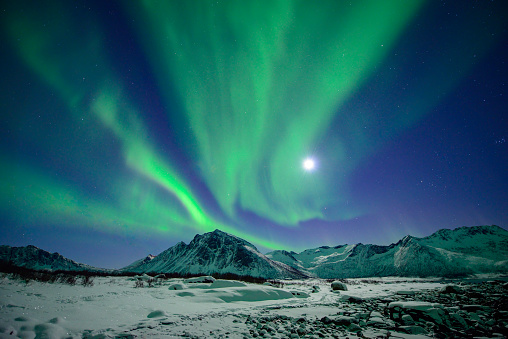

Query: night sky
[1,1,507,269]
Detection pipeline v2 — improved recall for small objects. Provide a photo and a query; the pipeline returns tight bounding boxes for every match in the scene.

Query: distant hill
[2,225,507,279]
[0,245,102,272]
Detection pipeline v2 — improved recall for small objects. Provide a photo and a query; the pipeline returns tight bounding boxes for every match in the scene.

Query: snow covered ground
[0,274,507,338]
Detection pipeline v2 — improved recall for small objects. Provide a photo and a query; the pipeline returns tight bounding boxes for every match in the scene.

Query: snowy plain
[0,274,507,338]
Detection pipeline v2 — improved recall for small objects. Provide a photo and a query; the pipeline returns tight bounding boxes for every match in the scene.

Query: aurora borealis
[1,1,507,268]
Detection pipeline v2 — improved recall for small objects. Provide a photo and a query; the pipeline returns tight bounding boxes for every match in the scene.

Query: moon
[303,158,315,171]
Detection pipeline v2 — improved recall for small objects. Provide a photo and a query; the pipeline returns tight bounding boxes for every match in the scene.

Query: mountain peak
[122,229,306,279]
[397,235,414,246]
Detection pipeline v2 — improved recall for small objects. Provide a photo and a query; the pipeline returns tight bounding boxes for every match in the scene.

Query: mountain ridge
[0,244,102,272]
[1,225,507,279]
[266,225,508,278]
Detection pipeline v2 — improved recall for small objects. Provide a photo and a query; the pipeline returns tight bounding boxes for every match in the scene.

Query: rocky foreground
[243,279,508,338]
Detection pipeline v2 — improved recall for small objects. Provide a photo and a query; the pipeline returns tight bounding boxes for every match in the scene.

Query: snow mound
[168,283,185,290]
[173,284,294,303]
[204,286,294,303]
[209,280,247,288]
[185,276,216,283]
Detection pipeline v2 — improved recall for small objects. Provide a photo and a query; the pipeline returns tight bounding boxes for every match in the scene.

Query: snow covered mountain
[121,229,307,279]
[266,225,508,278]
[2,225,506,279]
[0,245,99,272]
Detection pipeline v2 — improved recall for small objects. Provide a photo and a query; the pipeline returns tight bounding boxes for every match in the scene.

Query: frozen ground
[0,274,507,338]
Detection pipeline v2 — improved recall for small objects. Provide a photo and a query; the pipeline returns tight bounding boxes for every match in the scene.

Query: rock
[401,314,414,325]
[320,316,333,325]
[48,317,66,325]
[468,291,484,298]
[462,305,484,312]
[296,327,306,336]
[469,312,481,322]
[396,290,416,295]
[296,317,306,324]
[348,323,362,332]
[485,318,495,326]
[399,325,429,335]
[334,316,355,326]
[0,324,17,337]
[440,285,463,294]
[331,281,347,291]
[147,310,166,318]
[367,316,387,327]
[290,291,310,298]
[449,313,468,327]
[424,307,445,325]
[345,295,364,304]
[358,312,370,320]
[388,301,442,311]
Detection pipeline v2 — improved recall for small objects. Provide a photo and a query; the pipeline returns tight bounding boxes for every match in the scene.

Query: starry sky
[1,1,507,269]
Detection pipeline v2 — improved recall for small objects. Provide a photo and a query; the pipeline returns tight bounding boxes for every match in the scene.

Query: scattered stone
[401,314,414,325]
[399,325,429,335]
[388,301,442,312]
[423,307,445,325]
[147,310,166,318]
[344,295,364,304]
[290,291,310,298]
[334,316,355,326]
[469,312,481,322]
[348,323,362,332]
[331,281,348,291]
[396,290,416,295]
[320,316,333,325]
[440,284,463,294]
[462,304,484,312]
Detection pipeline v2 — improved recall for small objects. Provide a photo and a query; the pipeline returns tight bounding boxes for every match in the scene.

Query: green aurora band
[2,1,504,250]
[130,0,425,224]
[2,1,285,248]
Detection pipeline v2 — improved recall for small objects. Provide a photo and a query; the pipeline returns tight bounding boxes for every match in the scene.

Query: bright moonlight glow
[303,158,315,171]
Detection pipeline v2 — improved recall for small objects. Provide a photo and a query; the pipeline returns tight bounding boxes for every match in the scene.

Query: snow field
[1,274,507,338]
